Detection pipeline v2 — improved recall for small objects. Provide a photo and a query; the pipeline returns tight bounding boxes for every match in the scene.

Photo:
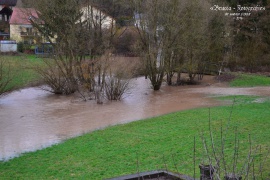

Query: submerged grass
[0,96,269,179]
[230,73,270,87]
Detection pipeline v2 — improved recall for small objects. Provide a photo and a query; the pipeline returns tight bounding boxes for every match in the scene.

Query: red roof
[9,7,38,25]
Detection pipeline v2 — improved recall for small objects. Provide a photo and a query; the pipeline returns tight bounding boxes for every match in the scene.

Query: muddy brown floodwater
[0,76,270,161]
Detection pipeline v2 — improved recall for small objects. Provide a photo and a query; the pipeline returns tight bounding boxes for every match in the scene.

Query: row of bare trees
[132,0,230,90]
[133,0,270,90]
[21,0,231,95]
[21,0,270,95]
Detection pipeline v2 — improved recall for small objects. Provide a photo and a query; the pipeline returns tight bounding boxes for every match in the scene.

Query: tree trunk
[153,84,161,91]
[166,73,172,86]
[177,71,181,85]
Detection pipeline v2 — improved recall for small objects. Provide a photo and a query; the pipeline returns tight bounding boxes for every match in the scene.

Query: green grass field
[230,73,270,87]
[0,96,269,179]
[0,55,43,93]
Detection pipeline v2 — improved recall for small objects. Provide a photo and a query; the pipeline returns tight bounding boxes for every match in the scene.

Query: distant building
[7,3,116,44]
[9,7,40,43]
[81,5,116,29]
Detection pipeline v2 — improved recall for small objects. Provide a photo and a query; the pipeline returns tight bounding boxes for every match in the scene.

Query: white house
[81,5,116,29]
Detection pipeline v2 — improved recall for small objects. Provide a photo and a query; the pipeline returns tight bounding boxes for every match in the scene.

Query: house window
[26,27,32,34]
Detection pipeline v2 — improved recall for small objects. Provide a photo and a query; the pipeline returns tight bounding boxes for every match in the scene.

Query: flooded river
[0,76,270,161]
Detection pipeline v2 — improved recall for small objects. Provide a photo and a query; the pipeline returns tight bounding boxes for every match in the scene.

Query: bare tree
[24,0,84,94]
[178,0,211,82]
[104,55,136,101]
[26,0,119,97]
[133,0,185,90]
[133,0,224,88]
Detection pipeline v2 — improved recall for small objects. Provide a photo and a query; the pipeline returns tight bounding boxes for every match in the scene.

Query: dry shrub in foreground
[200,107,270,180]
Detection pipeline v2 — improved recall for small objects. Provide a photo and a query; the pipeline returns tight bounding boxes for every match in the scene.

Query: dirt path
[0,75,269,161]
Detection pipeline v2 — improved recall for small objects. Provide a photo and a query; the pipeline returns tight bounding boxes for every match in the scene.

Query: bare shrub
[101,56,136,100]
[71,52,136,103]
[104,75,130,101]
[33,58,77,95]
[76,59,96,92]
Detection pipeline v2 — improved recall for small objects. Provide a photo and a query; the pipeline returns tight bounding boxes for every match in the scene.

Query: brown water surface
[0,76,270,161]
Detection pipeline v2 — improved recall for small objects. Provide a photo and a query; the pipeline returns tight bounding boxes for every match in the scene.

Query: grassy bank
[0,96,269,179]
[0,55,43,92]
[230,73,270,87]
